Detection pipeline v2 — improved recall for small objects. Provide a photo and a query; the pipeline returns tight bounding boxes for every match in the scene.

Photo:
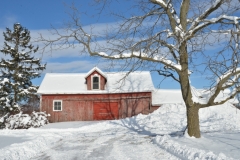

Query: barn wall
[151,105,161,113]
[41,92,157,122]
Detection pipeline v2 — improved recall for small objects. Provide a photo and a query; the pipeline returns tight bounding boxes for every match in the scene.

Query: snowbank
[121,102,240,135]
[119,102,240,159]
[199,103,240,132]
[154,135,234,160]
[4,112,49,129]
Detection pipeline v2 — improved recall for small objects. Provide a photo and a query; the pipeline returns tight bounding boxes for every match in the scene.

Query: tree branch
[153,69,180,82]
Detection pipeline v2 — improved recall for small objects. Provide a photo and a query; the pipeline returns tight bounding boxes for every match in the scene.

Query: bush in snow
[4,111,49,129]
[0,112,9,129]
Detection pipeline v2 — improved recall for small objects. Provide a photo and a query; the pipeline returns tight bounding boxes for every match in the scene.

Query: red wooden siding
[93,102,119,120]
[41,92,157,122]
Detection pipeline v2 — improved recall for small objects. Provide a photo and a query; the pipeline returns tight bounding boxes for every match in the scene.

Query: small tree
[0,23,46,114]
[21,94,40,114]
[39,0,240,138]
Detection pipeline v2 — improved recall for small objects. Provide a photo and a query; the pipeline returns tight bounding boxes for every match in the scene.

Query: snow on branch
[189,0,224,31]
[150,0,181,35]
[198,15,239,30]
[217,68,240,87]
[39,22,182,72]
[131,30,179,62]
[71,24,182,72]
[188,2,240,40]
[96,50,182,71]
[150,0,167,7]
[197,68,240,107]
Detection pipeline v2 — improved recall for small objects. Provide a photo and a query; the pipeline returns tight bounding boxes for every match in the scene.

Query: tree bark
[186,105,200,138]
[178,41,201,138]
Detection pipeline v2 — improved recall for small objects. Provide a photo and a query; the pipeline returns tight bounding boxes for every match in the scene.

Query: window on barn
[53,100,62,111]
[92,75,100,89]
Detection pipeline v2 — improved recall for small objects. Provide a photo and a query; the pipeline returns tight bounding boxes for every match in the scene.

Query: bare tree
[39,0,240,138]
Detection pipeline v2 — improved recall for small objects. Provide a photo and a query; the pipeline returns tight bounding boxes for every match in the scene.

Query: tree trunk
[186,105,200,138]
[178,40,201,138]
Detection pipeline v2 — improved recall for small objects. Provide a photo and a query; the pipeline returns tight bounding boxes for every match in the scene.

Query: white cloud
[3,15,18,28]
[29,28,103,61]
[45,60,109,73]
[0,24,113,77]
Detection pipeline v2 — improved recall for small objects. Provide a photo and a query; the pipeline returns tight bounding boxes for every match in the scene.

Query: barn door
[93,102,119,120]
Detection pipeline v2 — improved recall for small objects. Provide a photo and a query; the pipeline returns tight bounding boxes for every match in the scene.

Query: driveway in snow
[31,121,177,160]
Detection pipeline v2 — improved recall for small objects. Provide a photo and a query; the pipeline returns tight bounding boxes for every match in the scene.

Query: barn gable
[84,67,107,79]
[85,67,107,90]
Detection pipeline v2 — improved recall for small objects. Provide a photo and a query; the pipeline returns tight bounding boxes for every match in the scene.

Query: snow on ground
[0,102,240,160]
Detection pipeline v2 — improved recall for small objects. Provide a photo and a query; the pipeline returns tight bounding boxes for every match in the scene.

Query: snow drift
[119,102,240,159]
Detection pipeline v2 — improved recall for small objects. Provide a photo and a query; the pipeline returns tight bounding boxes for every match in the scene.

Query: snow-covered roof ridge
[152,88,238,105]
[84,66,107,79]
[152,89,184,105]
[37,69,154,94]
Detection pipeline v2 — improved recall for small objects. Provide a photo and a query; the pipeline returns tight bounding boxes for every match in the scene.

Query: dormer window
[85,67,106,90]
[92,75,100,90]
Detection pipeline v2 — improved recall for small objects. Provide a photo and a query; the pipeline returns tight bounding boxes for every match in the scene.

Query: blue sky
[0,0,213,89]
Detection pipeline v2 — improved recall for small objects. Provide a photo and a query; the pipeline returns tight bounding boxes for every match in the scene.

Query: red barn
[37,67,160,122]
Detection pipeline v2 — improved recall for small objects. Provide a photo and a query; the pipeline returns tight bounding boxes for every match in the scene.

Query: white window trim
[53,100,62,111]
[40,95,42,111]
[91,74,100,90]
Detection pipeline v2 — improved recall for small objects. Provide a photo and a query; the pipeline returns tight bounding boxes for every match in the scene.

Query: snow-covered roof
[152,88,239,105]
[84,66,107,79]
[152,89,184,105]
[37,70,154,94]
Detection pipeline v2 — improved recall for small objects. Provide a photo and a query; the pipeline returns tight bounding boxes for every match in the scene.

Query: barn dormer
[85,67,107,90]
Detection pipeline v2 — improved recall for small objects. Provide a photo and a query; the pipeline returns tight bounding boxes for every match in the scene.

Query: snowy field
[0,103,240,160]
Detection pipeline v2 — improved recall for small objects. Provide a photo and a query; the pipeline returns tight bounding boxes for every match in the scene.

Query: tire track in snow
[32,128,179,160]
[110,133,179,160]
